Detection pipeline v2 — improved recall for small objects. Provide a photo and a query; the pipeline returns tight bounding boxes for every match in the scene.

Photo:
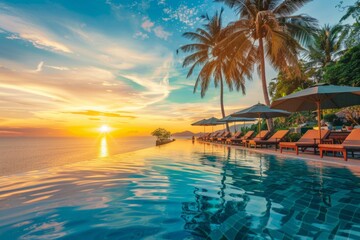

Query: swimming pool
[0,140,359,239]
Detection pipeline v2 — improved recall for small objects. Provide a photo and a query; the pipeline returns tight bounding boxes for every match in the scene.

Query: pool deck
[199,140,360,170]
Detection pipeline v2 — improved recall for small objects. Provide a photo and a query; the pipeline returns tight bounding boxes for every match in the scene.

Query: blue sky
[0,0,356,136]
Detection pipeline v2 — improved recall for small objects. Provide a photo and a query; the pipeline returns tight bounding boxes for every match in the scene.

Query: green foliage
[274,112,314,129]
[338,1,360,47]
[323,113,342,126]
[151,128,171,140]
[244,120,268,135]
[323,46,360,86]
[284,133,302,142]
[305,24,346,82]
[269,63,313,100]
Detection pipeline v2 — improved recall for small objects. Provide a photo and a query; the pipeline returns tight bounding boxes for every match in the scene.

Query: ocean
[0,136,155,176]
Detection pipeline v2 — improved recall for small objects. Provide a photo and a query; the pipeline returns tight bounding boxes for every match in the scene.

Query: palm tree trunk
[220,75,230,132]
[258,37,274,131]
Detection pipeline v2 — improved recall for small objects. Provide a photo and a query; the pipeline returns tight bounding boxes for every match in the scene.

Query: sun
[99,124,111,133]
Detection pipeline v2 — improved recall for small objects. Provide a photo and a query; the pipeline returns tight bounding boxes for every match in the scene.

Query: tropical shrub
[323,113,343,126]
[151,128,171,141]
[323,46,360,86]
[284,133,302,142]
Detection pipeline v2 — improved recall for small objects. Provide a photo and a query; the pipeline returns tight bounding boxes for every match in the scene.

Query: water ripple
[0,140,360,239]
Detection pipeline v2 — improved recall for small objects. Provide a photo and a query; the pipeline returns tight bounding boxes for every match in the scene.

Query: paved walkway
[200,141,360,170]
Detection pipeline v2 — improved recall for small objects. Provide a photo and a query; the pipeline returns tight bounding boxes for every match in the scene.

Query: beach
[0,136,155,176]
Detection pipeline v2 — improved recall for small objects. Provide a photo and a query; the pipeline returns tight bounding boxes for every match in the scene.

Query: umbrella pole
[258,113,261,137]
[316,101,322,142]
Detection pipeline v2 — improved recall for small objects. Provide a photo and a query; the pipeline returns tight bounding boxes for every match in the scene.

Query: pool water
[0,140,359,239]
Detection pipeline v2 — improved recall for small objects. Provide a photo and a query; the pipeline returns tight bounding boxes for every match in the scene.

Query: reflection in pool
[0,140,359,239]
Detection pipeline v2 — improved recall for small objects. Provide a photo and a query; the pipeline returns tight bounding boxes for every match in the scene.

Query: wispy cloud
[33,61,44,73]
[0,127,65,137]
[67,110,136,119]
[141,17,154,32]
[0,6,72,53]
[153,26,171,40]
[133,31,149,40]
[139,16,171,40]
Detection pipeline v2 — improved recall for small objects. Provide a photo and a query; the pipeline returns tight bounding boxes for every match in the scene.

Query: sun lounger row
[197,128,360,161]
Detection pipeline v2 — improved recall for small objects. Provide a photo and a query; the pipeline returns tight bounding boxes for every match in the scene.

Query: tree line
[179,0,360,131]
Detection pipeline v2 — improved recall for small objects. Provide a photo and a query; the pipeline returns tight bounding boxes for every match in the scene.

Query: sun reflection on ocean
[99,137,108,158]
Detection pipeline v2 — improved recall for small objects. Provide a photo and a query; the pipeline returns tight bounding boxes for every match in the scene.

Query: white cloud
[30,61,69,72]
[141,18,154,32]
[34,61,44,73]
[153,26,171,40]
[119,55,175,109]
[133,31,149,40]
[105,0,122,9]
[46,65,70,71]
[163,4,201,27]
[139,16,171,41]
[0,6,72,53]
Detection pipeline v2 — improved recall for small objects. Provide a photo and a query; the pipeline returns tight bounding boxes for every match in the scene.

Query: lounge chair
[279,129,330,155]
[210,131,223,141]
[218,131,232,143]
[231,131,255,145]
[205,132,217,141]
[319,129,360,161]
[243,130,270,147]
[225,131,242,144]
[198,133,210,140]
[215,131,226,142]
[248,130,289,149]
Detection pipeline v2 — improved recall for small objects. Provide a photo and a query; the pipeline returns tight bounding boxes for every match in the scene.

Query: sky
[0,0,355,137]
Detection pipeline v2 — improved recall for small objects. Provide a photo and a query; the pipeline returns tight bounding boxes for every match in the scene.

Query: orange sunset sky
[0,0,352,137]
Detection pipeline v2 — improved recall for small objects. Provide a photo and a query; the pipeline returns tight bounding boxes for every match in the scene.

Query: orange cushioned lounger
[226,131,242,144]
[249,130,289,149]
[243,130,269,147]
[218,131,232,143]
[318,129,360,161]
[232,131,255,145]
[279,129,330,155]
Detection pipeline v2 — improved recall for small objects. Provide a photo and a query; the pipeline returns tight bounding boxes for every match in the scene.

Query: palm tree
[216,0,317,130]
[340,1,360,48]
[306,24,346,82]
[179,9,250,131]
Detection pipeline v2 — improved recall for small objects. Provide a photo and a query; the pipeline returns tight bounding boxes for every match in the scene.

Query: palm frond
[182,32,211,45]
[340,2,360,21]
[186,56,208,78]
[179,43,208,53]
[273,0,312,16]
[182,50,208,68]
[279,14,318,45]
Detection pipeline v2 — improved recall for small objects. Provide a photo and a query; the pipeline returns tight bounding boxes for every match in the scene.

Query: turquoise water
[0,140,359,239]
